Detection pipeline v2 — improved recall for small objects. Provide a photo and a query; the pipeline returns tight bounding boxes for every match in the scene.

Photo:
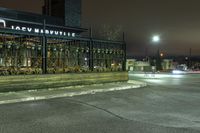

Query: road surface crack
[66,98,131,121]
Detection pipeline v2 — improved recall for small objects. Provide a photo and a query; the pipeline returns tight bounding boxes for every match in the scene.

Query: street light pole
[152,35,162,71]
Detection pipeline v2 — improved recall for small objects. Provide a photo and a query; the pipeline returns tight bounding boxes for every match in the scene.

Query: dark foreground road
[0,74,200,133]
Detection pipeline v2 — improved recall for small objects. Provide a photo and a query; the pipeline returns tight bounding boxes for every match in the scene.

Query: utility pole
[189,48,192,68]
[145,47,148,62]
[156,48,162,71]
[122,32,126,71]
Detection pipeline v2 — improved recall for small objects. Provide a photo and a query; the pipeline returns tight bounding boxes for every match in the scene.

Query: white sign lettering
[0,19,6,28]
[27,28,32,32]
[11,25,76,37]
[1,18,77,37]
[35,28,40,33]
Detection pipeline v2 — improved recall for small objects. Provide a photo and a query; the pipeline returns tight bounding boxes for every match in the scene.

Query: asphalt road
[0,74,200,133]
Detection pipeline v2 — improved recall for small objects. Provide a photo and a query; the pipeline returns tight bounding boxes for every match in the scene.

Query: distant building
[126,59,151,71]
[127,58,175,72]
[162,59,174,71]
[43,0,81,27]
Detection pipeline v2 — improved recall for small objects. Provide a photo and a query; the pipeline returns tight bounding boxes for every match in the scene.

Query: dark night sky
[0,0,200,57]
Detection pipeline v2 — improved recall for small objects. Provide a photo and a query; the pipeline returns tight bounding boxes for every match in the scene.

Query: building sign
[0,18,76,37]
[10,26,75,37]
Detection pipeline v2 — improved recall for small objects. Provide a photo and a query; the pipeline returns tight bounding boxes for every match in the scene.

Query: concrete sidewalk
[0,80,147,105]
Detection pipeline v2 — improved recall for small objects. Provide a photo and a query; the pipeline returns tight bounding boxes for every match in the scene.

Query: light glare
[172,70,185,74]
[152,35,160,42]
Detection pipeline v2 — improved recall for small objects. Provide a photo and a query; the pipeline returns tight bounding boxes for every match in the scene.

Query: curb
[0,81,147,105]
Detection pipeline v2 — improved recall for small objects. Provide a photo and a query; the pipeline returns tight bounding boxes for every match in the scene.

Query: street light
[152,35,160,43]
[152,35,162,71]
[145,35,161,62]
